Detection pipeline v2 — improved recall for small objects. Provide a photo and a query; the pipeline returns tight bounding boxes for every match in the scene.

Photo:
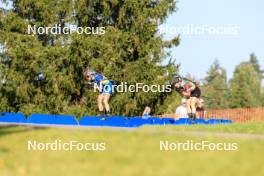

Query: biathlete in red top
[172,76,201,120]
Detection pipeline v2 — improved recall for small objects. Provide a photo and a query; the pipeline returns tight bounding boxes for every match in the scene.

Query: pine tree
[248,53,264,80]
[0,0,180,116]
[248,54,264,107]
[202,60,229,109]
[229,63,261,108]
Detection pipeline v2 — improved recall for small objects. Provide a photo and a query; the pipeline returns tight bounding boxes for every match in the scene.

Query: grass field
[0,123,264,176]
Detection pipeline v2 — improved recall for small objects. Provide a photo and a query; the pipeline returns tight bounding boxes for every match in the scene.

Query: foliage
[202,60,229,109]
[249,53,264,80]
[0,0,180,116]
[229,62,262,108]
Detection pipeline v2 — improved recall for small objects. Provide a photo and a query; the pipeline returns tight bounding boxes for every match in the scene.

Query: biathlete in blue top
[83,68,113,116]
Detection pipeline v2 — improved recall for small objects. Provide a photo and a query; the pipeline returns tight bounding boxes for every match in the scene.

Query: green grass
[0,123,264,176]
[150,122,264,134]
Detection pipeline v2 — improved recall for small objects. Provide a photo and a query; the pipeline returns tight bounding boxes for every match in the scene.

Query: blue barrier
[79,116,144,127]
[0,112,233,127]
[27,114,78,125]
[162,118,176,125]
[220,119,233,124]
[195,118,209,124]
[208,118,232,124]
[145,117,164,125]
[79,116,106,127]
[103,116,131,127]
[175,118,192,125]
[54,115,79,125]
[0,112,26,123]
[27,114,56,124]
[125,117,146,127]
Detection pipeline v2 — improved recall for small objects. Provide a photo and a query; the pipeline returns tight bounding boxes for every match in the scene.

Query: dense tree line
[202,53,264,110]
[0,0,179,117]
[0,1,263,116]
